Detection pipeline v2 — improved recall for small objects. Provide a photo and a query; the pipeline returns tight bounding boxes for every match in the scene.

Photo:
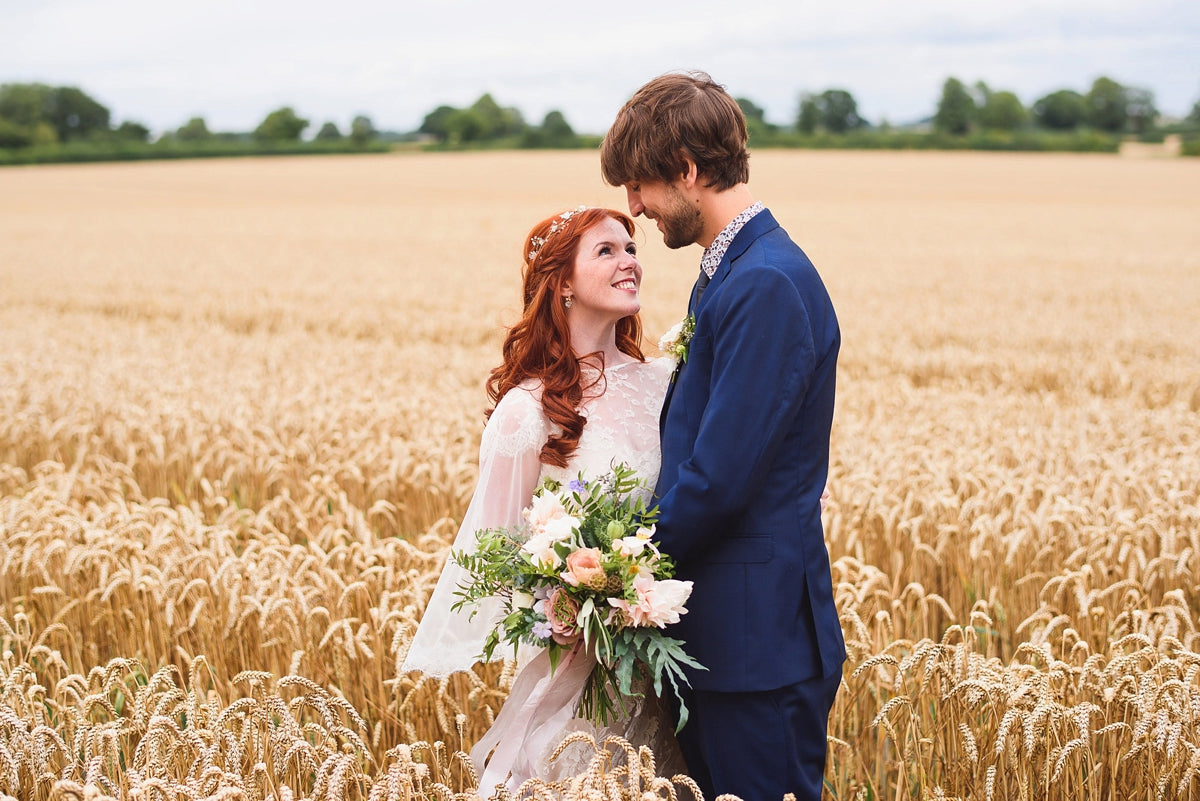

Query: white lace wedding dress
[401,356,687,792]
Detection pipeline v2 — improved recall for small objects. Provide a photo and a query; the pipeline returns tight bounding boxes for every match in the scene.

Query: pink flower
[607,575,693,628]
[562,547,606,589]
[545,587,582,645]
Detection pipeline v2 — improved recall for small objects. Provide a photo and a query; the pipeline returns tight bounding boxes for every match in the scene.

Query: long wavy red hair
[486,207,645,467]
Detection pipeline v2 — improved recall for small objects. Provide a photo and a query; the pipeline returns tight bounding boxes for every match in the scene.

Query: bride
[401,206,687,791]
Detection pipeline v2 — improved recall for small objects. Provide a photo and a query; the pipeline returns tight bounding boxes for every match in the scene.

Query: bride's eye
[599,245,612,256]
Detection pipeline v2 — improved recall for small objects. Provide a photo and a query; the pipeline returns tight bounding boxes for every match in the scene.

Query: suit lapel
[658,209,780,432]
[694,209,779,315]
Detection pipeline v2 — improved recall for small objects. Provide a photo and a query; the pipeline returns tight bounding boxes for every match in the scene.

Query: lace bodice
[483,358,670,496]
[401,356,674,678]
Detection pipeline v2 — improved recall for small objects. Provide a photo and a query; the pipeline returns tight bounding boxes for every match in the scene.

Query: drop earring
[563,295,574,309]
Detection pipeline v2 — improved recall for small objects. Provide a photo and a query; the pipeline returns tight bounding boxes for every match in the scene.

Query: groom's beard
[652,185,703,250]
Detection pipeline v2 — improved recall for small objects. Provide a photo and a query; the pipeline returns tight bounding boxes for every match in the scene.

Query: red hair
[486,207,644,467]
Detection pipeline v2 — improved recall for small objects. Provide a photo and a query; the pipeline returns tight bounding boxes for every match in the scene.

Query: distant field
[2,150,1199,800]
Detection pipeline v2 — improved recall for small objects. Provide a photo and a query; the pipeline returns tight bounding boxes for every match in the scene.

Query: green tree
[977,90,1027,131]
[447,109,488,143]
[0,83,111,141]
[468,93,525,139]
[796,93,820,134]
[0,83,49,128]
[1032,90,1086,130]
[823,89,864,133]
[1085,76,1127,132]
[316,121,342,141]
[254,106,309,142]
[934,77,975,135]
[115,121,150,142]
[520,110,577,148]
[418,105,457,142]
[539,110,575,145]
[45,86,111,140]
[349,115,376,146]
[1124,87,1157,134]
[0,116,32,148]
[737,96,776,140]
[176,117,212,142]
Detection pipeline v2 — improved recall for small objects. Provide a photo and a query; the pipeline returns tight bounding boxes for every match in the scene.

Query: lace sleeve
[400,387,548,677]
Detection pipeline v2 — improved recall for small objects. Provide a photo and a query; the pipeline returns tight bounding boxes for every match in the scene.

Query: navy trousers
[670,672,841,801]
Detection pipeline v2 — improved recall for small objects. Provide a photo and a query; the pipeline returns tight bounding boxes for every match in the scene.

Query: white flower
[657,313,696,366]
[523,491,579,545]
[608,575,693,628]
[511,589,535,611]
[658,320,685,352]
[612,536,647,558]
[521,531,564,569]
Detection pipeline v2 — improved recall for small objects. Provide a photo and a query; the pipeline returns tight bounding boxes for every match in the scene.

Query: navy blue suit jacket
[653,209,845,692]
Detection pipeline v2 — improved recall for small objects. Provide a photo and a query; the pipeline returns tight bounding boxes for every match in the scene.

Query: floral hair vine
[528,205,589,262]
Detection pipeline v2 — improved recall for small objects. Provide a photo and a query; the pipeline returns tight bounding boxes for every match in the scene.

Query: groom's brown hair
[601,71,749,192]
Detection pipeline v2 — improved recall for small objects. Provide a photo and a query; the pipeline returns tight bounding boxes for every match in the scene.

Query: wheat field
[1,149,1199,800]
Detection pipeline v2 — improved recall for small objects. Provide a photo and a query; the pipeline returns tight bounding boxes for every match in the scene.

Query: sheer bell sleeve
[399,385,548,677]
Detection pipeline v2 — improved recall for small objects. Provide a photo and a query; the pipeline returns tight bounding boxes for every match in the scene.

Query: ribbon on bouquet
[472,642,596,793]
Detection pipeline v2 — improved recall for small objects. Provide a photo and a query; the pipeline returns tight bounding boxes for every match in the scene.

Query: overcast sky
[3,0,1198,136]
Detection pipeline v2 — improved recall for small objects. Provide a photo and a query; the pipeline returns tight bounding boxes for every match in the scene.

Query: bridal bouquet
[451,463,703,729]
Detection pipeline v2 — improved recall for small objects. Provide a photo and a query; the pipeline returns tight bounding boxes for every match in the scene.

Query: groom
[601,72,845,801]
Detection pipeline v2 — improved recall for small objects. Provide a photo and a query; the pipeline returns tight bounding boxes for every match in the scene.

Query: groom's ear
[678,154,699,189]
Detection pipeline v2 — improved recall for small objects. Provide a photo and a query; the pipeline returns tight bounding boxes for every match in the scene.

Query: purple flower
[568,479,587,493]
[531,620,553,640]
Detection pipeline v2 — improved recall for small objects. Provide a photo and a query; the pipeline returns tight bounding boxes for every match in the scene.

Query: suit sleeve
[653,265,816,564]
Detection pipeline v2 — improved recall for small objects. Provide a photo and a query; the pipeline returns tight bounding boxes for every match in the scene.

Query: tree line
[0,83,385,149]
[416,74,1198,154]
[3,75,1199,164]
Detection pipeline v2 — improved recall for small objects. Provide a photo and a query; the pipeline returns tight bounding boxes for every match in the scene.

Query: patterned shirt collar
[700,201,765,278]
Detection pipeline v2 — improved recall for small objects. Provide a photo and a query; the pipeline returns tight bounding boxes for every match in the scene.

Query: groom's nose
[625,186,645,217]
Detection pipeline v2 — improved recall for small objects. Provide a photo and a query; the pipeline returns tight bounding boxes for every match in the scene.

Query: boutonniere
[658,312,696,368]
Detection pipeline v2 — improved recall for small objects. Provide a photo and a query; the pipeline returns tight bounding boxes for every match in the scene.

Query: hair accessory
[528,205,589,262]
[564,295,574,309]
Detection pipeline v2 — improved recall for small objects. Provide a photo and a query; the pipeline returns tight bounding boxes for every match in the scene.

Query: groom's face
[624,180,702,250]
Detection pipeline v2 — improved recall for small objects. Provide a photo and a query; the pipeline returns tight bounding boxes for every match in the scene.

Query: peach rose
[545,587,582,645]
[562,547,606,590]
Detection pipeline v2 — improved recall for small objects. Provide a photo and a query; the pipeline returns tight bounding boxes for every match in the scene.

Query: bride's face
[563,216,642,325]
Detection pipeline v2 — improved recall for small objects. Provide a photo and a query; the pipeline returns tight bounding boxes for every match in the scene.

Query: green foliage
[934,77,976,135]
[0,137,390,166]
[0,116,32,148]
[1085,76,1127,132]
[1124,86,1157,134]
[114,121,150,143]
[417,104,457,141]
[349,115,376,146]
[796,89,864,134]
[254,106,309,142]
[175,117,212,142]
[0,82,111,142]
[797,93,820,134]
[520,109,579,148]
[749,126,1119,154]
[469,93,525,139]
[977,90,1027,131]
[1033,89,1086,130]
[315,121,342,141]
